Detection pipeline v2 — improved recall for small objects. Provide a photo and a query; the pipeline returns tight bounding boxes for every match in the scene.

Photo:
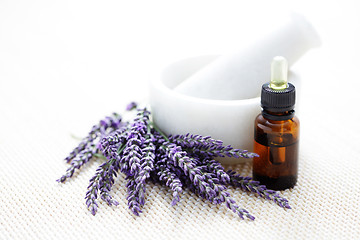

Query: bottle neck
[262,109,295,121]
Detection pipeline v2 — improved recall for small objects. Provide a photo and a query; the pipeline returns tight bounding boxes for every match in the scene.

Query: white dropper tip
[270,56,288,90]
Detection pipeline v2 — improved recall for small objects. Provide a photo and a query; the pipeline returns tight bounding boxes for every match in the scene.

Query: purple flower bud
[126,102,138,111]
[64,113,122,164]
[227,170,291,209]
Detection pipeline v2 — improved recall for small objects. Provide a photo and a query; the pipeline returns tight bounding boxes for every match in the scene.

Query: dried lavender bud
[97,128,133,207]
[159,141,254,220]
[126,176,142,216]
[126,102,137,111]
[198,174,254,220]
[131,138,155,207]
[64,113,122,163]
[57,142,98,183]
[159,142,210,197]
[120,109,155,213]
[194,171,226,203]
[170,134,223,149]
[170,134,258,159]
[85,165,103,215]
[227,170,291,209]
[204,159,230,184]
[139,136,156,181]
[85,158,119,215]
[159,142,195,174]
[219,192,255,220]
[99,160,120,207]
[120,109,150,175]
[121,137,142,174]
[100,125,129,159]
[153,155,183,206]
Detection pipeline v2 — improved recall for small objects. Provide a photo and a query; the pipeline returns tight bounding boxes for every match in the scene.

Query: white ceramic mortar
[150,55,300,164]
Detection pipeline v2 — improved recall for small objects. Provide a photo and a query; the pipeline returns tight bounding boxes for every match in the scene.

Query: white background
[1,0,359,134]
[1,0,360,239]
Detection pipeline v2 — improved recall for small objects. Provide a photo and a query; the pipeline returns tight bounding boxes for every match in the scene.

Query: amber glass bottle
[253,56,299,190]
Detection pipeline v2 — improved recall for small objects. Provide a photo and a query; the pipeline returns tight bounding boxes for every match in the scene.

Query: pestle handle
[174,13,321,100]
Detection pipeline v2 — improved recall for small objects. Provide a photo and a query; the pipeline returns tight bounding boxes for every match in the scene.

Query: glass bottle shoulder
[255,113,299,134]
[254,113,300,146]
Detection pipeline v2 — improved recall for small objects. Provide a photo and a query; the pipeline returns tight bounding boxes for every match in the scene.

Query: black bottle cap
[261,83,296,112]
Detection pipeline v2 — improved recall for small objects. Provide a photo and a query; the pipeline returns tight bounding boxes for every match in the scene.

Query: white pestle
[174,13,321,100]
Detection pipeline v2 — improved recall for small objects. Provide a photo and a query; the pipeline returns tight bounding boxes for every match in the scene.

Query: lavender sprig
[159,142,213,198]
[126,176,142,216]
[136,137,155,183]
[227,170,291,209]
[57,143,98,183]
[58,114,123,183]
[205,159,230,184]
[120,109,150,175]
[100,126,129,150]
[100,124,130,162]
[153,155,183,206]
[85,161,109,215]
[170,134,223,149]
[98,145,122,207]
[126,102,137,111]
[170,134,258,159]
[194,170,254,220]
[219,192,255,220]
[159,141,255,220]
[98,159,120,207]
[97,127,132,207]
[121,108,155,214]
[64,113,122,163]
[202,159,291,209]
[129,138,155,208]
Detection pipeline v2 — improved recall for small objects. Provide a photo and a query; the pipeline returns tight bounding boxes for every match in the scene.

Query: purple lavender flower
[85,158,120,215]
[126,102,137,111]
[121,141,142,175]
[170,134,223,149]
[64,113,122,163]
[85,163,104,215]
[227,170,291,209]
[57,143,98,183]
[153,154,183,206]
[58,113,123,183]
[158,141,255,220]
[96,126,133,207]
[120,109,150,175]
[159,142,211,191]
[100,125,130,160]
[139,138,155,177]
[169,134,258,160]
[128,138,155,209]
[98,161,120,207]
[120,108,156,214]
[126,176,142,216]
[193,156,290,210]
[182,169,255,220]
[83,125,131,214]
[204,159,230,184]
[218,192,255,220]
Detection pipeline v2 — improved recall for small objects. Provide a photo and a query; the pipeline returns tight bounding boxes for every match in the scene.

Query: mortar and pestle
[149,13,321,164]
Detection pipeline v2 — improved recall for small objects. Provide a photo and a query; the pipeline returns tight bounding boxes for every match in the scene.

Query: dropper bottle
[253,56,300,190]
